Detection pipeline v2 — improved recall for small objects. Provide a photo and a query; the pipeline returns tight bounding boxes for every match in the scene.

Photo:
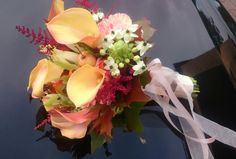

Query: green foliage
[90,132,106,154]
[112,112,126,128]
[191,78,200,98]
[140,70,150,87]
[124,102,145,133]
[135,18,156,41]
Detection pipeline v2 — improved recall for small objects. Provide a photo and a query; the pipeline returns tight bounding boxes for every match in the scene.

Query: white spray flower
[135,41,153,56]
[132,60,146,76]
[110,64,120,76]
[92,11,105,22]
[104,57,120,76]
[123,24,139,43]
[102,35,114,50]
[115,29,125,40]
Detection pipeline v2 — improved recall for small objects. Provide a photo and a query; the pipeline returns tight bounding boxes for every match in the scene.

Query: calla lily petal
[80,35,101,48]
[48,0,64,21]
[67,65,105,108]
[47,8,99,44]
[53,108,99,124]
[28,59,64,98]
[51,113,89,139]
[50,108,99,139]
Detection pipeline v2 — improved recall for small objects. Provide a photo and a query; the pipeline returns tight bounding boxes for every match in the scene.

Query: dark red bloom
[96,72,133,105]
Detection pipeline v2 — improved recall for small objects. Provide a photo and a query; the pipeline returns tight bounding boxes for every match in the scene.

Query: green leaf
[140,70,150,87]
[112,112,126,128]
[91,132,106,154]
[135,18,156,41]
[124,102,146,133]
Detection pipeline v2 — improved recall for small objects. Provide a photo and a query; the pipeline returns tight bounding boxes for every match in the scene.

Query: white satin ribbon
[143,58,236,159]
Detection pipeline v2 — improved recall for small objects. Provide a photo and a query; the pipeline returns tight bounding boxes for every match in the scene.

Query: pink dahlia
[98,13,132,37]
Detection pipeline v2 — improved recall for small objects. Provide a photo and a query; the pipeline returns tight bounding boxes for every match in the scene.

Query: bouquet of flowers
[17,0,236,158]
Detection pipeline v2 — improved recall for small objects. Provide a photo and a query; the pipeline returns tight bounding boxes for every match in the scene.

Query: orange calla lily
[46,8,99,45]
[48,0,65,21]
[67,65,105,108]
[28,59,64,98]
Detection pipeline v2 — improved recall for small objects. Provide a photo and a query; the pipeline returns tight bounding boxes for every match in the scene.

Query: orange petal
[28,59,64,98]
[53,108,99,124]
[50,108,99,139]
[47,8,99,44]
[48,0,64,21]
[77,51,97,67]
[80,35,101,48]
[51,112,89,139]
[67,65,105,108]
[92,107,113,138]
[125,77,151,104]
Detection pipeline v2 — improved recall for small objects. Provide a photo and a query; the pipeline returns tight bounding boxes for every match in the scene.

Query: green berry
[119,63,124,68]
[107,56,113,60]
[125,58,130,63]
[132,47,138,53]
[100,49,106,56]
[116,59,120,63]
[129,43,134,48]
[133,55,140,61]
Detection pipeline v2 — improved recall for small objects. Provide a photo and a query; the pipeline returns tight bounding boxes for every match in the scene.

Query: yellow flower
[46,8,99,45]
[67,65,105,108]
[28,59,64,98]
[47,0,64,21]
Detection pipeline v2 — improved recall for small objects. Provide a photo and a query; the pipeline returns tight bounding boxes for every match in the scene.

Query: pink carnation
[98,13,132,37]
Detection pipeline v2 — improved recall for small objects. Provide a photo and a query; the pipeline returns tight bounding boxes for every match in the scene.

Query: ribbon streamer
[143,58,236,159]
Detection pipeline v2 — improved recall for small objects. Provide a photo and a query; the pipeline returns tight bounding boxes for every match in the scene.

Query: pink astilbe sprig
[16,25,70,54]
[34,114,51,130]
[75,0,99,12]
[16,25,52,45]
